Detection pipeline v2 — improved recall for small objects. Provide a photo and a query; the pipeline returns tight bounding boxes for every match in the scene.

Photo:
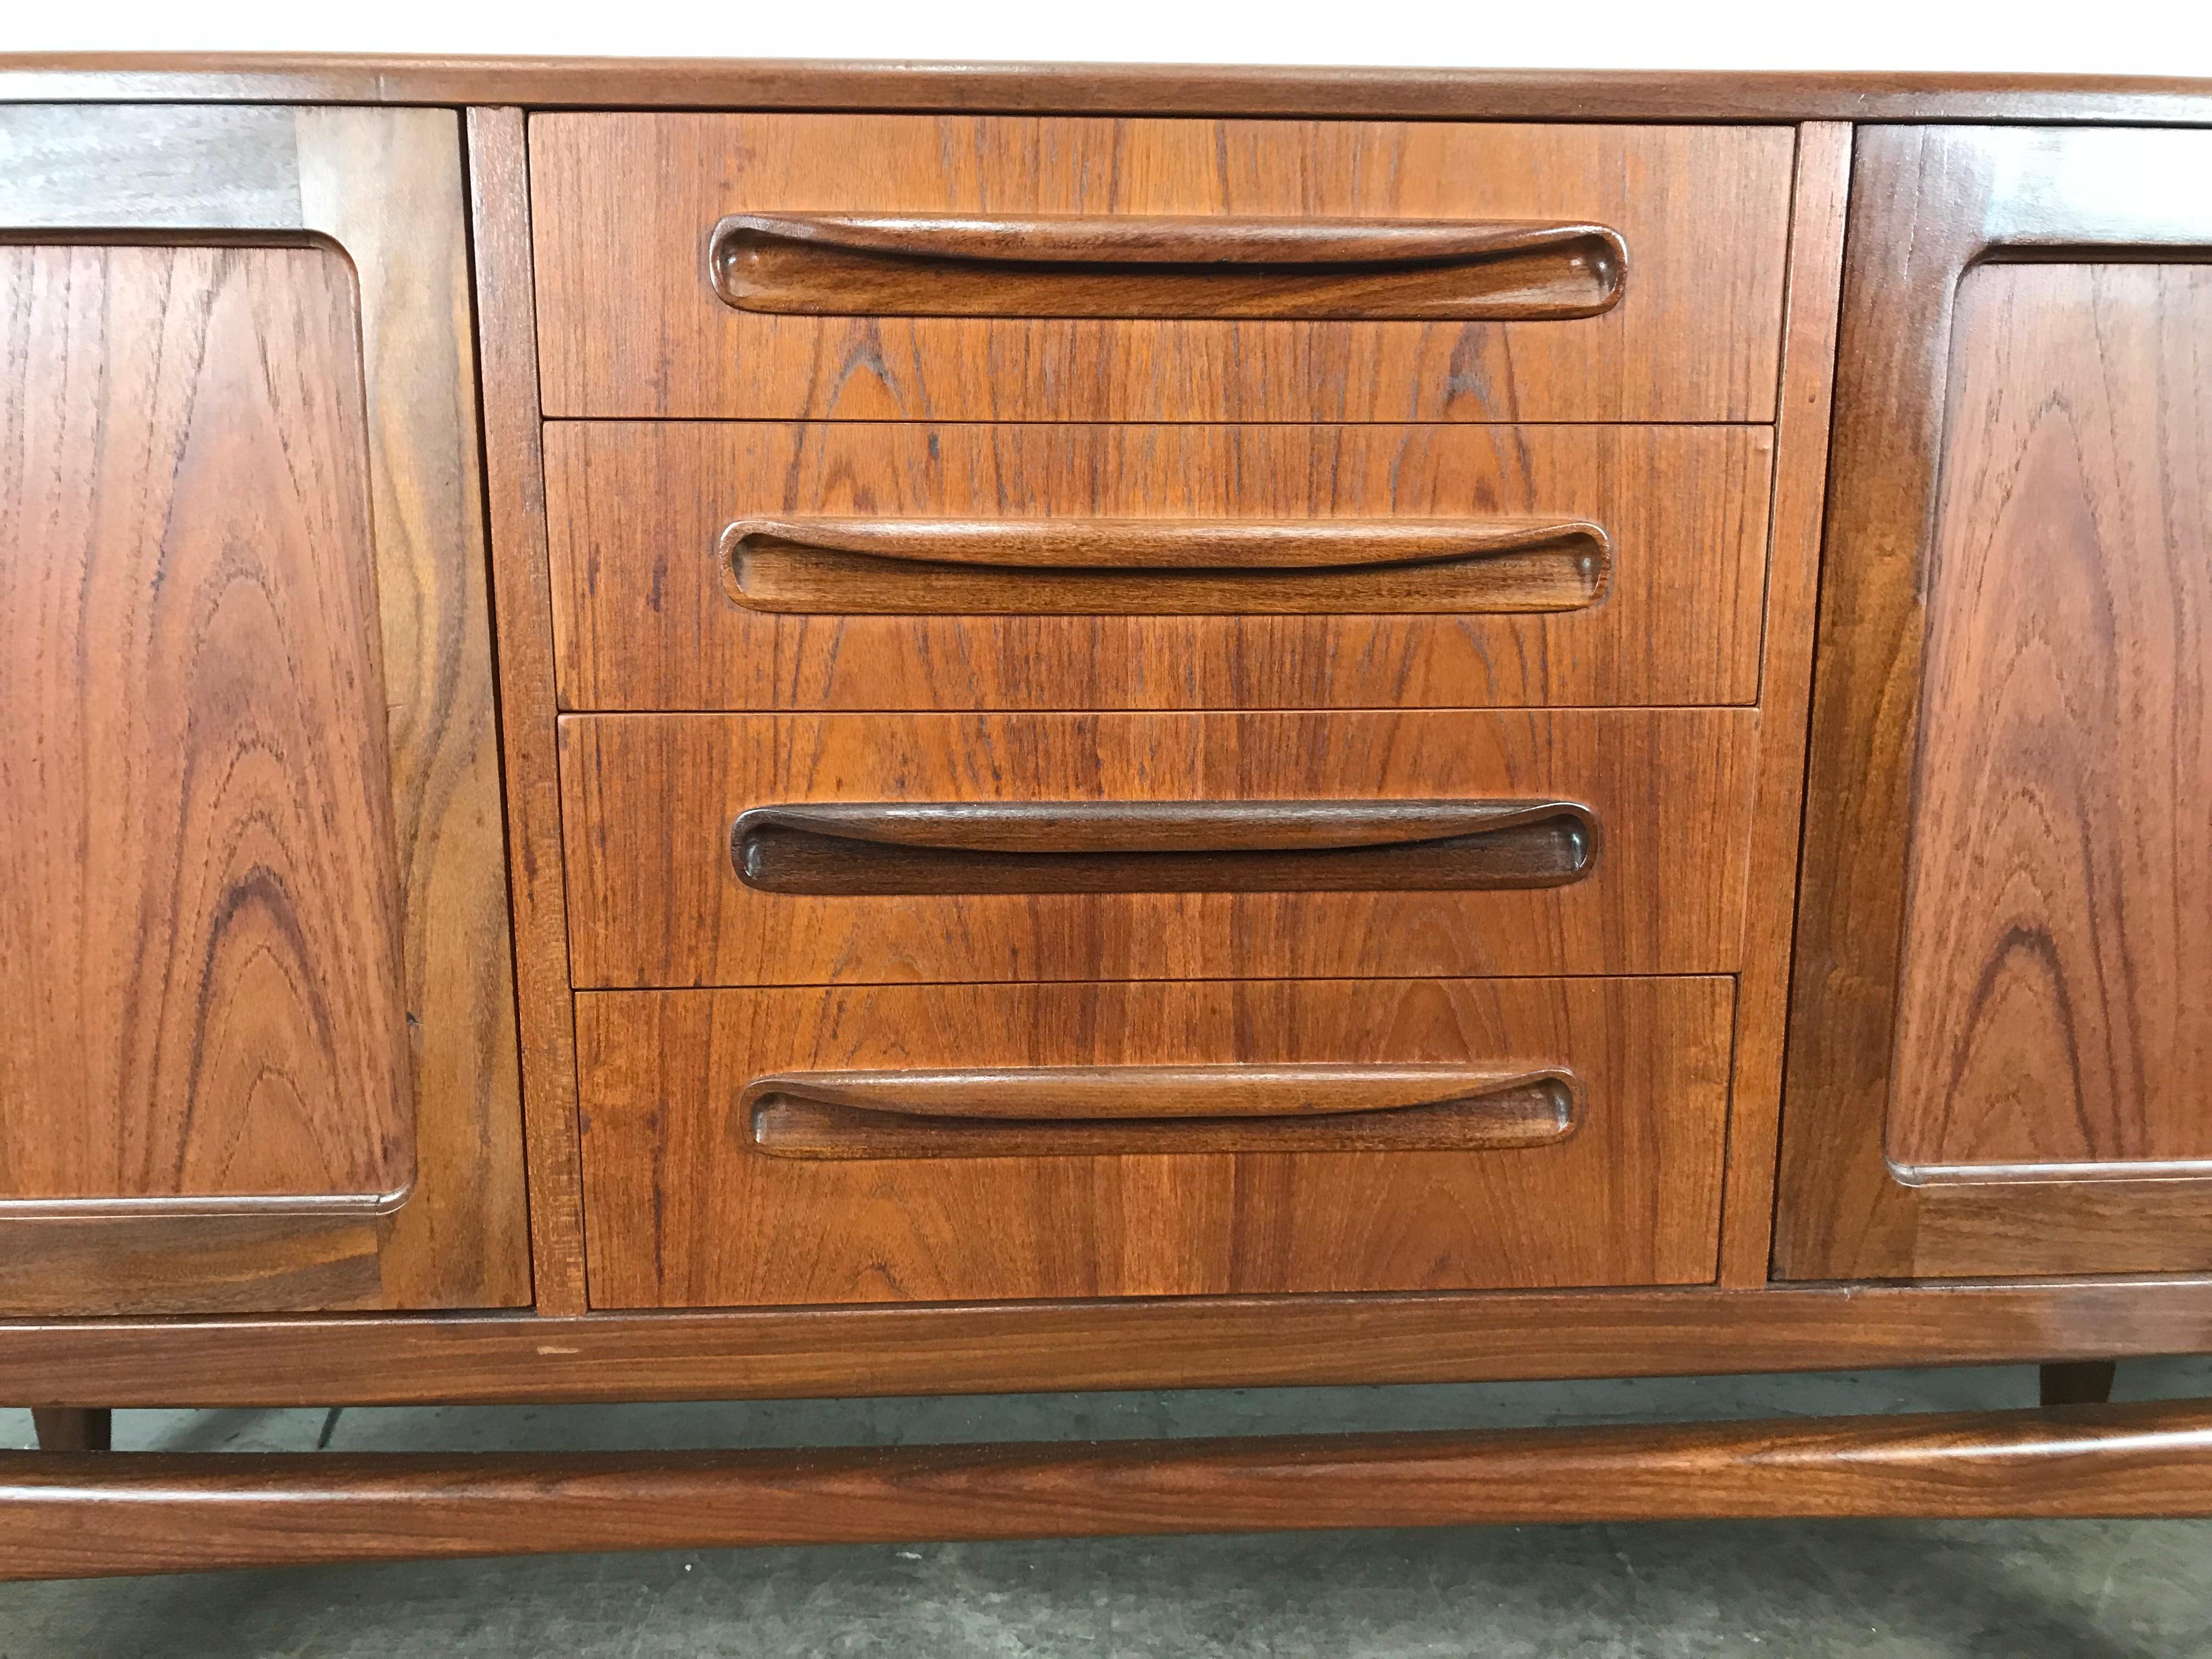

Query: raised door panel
[0,105,527,1312]
[1778,127,2212,1279]
[0,242,410,1214]
[545,421,1774,712]
[1891,261,2212,1182]
[529,115,1794,424]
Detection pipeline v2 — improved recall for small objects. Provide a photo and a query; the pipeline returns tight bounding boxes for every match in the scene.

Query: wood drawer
[546,422,1774,712]
[576,976,1734,1306]
[558,710,1757,986]
[529,115,1795,423]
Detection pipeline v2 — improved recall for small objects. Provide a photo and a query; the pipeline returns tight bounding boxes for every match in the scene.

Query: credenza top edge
[0,56,2210,124]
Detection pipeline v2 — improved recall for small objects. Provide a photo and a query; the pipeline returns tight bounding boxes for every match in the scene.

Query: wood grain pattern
[465,106,589,1314]
[0,1213,382,1317]
[560,711,1756,986]
[1716,123,1851,1285]
[719,515,1610,617]
[0,105,526,1312]
[709,211,1627,320]
[0,243,411,1216]
[1778,126,2212,1280]
[576,977,1731,1306]
[7,1398,2211,1579]
[4,1277,2210,1407]
[1891,262,2212,1182]
[731,800,1595,896]
[743,1066,1576,1159]
[546,421,1771,711]
[5,59,2212,125]
[529,115,1792,422]
[300,108,528,1311]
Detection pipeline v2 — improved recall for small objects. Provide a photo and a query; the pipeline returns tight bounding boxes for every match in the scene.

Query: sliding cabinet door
[0,107,527,1311]
[1779,126,2212,1278]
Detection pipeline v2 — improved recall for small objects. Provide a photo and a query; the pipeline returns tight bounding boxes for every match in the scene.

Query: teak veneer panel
[528,115,1794,424]
[1779,125,2212,1279]
[0,244,411,1215]
[1891,261,2212,1182]
[291,109,529,1311]
[1714,121,1852,1285]
[0,104,527,1312]
[465,106,590,1313]
[545,422,1774,712]
[577,977,1733,1306]
[558,710,1757,987]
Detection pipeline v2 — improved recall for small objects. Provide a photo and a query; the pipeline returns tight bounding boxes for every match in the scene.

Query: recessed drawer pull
[743,1065,1579,1159]
[717,517,1611,616]
[708,212,1628,321]
[730,799,1599,896]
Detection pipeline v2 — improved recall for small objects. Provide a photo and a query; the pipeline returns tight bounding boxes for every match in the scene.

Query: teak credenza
[3,57,2212,1579]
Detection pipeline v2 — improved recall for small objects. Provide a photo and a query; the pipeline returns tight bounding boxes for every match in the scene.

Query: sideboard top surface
[0,56,2209,123]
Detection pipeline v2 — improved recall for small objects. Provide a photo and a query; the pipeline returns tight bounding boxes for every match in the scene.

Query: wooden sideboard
[2,58,2211,1579]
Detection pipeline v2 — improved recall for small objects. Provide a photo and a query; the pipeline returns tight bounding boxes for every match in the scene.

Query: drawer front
[530,115,1794,423]
[547,422,1774,712]
[577,977,1734,1306]
[559,710,1756,986]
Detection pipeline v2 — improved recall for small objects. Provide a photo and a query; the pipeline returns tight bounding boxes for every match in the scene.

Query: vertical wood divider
[1717,122,1852,1287]
[465,106,590,1313]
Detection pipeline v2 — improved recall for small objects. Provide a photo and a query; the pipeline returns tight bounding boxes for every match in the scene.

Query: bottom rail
[4,1398,2209,1580]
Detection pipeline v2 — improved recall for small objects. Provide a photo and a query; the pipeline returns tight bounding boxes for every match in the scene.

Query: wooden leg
[2041,1361,2119,1407]
[30,1409,111,1453]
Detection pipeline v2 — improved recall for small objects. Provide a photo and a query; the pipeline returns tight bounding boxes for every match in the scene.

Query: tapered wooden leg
[2041,1362,2118,1407]
[30,1409,111,1453]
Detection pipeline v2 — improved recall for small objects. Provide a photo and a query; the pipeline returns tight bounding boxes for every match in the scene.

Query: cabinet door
[0,108,527,1312]
[1779,127,2212,1278]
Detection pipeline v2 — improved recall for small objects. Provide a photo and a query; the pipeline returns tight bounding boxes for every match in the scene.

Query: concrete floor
[2,1359,2208,1657]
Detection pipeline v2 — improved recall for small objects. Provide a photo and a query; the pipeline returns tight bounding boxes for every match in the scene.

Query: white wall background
[4,0,2210,76]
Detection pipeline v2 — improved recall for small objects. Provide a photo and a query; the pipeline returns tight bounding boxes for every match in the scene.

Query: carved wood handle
[709,212,1628,320]
[718,517,1611,615]
[743,1065,1578,1159]
[730,799,1598,895]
